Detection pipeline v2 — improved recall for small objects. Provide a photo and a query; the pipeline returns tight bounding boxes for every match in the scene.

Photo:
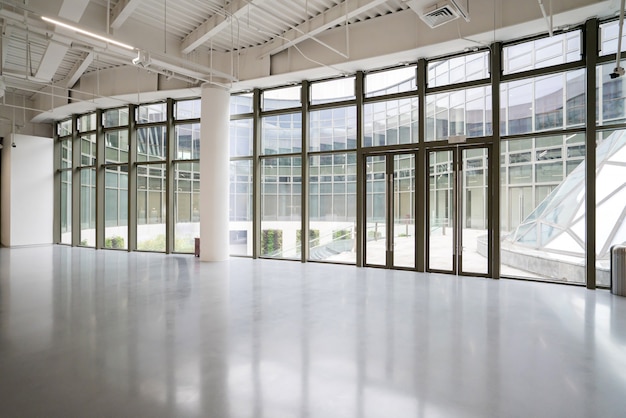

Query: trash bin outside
[194,238,200,257]
[610,244,626,296]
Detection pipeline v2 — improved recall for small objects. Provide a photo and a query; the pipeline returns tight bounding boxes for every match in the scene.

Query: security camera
[610,66,625,79]
[132,50,151,67]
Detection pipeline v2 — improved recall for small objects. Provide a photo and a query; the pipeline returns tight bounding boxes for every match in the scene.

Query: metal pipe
[537,0,553,37]
[617,0,625,72]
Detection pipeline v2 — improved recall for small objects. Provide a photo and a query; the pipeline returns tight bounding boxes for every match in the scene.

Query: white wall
[0,133,54,247]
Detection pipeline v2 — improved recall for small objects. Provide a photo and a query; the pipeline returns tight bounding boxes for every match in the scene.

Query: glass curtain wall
[362,66,419,268]
[499,29,587,283]
[78,113,97,247]
[103,108,129,250]
[229,93,254,256]
[136,104,167,251]
[260,86,303,259]
[173,99,201,253]
[594,21,626,285]
[58,119,72,245]
[55,20,626,288]
[424,51,491,273]
[308,77,358,263]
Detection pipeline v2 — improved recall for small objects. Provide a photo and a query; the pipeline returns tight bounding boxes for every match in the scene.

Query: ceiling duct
[409,0,470,28]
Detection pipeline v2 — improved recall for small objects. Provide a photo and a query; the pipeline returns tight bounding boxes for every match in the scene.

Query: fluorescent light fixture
[42,16,135,50]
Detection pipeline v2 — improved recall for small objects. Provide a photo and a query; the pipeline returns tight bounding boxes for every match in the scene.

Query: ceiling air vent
[418,1,469,28]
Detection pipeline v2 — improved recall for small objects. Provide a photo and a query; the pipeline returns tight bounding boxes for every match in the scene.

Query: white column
[200,84,230,261]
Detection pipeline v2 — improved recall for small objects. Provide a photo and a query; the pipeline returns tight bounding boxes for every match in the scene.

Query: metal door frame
[425,143,492,277]
[363,150,418,270]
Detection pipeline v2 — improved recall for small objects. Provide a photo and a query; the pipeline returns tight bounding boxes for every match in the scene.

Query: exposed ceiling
[0,0,620,123]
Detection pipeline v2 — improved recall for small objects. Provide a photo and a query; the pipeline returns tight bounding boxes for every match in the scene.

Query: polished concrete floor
[1,245,625,418]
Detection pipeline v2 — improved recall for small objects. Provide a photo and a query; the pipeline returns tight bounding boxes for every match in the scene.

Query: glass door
[365,153,416,269]
[427,146,490,276]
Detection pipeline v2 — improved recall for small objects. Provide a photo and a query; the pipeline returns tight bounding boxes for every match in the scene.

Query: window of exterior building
[261,113,302,154]
[309,106,357,151]
[310,77,355,105]
[175,99,201,120]
[262,85,301,111]
[364,98,419,147]
[600,20,626,56]
[103,108,129,128]
[137,102,167,123]
[500,69,585,136]
[365,66,417,97]
[308,152,357,263]
[230,93,254,115]
[503,30,582,75]
[428,51,489,88]
[426,87,491,141]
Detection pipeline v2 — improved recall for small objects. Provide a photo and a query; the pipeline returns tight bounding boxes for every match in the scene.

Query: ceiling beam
[181,0,260,54]
[259,0,388,58]
[63,51,94,88]
[110,0,143,30]
[35,0,91,82]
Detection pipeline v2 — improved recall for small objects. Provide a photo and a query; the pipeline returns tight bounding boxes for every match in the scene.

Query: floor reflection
[0,246,625,417]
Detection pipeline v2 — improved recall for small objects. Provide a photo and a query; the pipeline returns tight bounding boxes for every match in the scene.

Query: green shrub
[333,229,351,240]
[261,229,283,255]
[137,234,166,251]
[296,229,319,249]
[105,236,125,249]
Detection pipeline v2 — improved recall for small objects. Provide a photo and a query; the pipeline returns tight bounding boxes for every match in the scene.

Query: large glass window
[600,20,626,56]
[58,119,72,136]
[500,70,585,136]
[175,124,200,160]
[428,51,489,87]
[175,99,201,120]
[309,106,357,151]
[137,126,167,161]
[60,138,72,169]
[310,77,355,105]
[103,108,129,128]
[105,130,129,163]
[80,168,96,247]
[308,152,357,263]
[500,134,586,283]
[365,66,417,97]
[261,157,302,259]
[174,163,200,253]
[80,133,96,166]
[230,119,254,157]
[78,113,97,132]
[262,86,301,111]
[230,113,253,257]
[426,86,492,141]
[230,93,254,115]
[503,30,582,74]
[104,166,128,249]
[364,98,419,147]
[595,129,626,286]
[261,113,302,154]
[597,62,626,125]
[230,160,253,256]
[54,21,618,290]
[137,103,167,123]
[137,164,166,252]
[60,169,72,245]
